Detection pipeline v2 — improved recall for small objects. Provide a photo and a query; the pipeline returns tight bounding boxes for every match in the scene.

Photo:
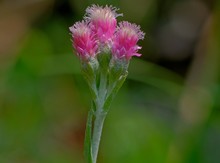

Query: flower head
[112,21,145,60]
[69,21,98,60]
[85,5,122,44]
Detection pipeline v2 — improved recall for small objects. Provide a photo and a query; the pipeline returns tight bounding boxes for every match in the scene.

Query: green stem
[98,71,107,102]
[90,69,108,163]
[91,110,107,163]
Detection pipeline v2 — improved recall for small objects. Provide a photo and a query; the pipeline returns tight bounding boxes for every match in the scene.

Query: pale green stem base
[92,110,106,163]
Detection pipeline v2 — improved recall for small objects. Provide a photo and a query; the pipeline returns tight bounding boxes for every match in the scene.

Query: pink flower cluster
[69,4,145,61]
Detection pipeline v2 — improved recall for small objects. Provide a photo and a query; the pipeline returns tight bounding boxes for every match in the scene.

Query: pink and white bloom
[112,21,145,60]
[85,5,122,44]
[69,21,98,60]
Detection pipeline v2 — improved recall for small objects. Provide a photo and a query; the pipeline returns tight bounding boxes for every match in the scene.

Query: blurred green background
[0,0,220,162]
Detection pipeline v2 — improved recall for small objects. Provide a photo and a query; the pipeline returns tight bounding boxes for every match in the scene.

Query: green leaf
[84,109,94,163]
[109,58,129,86]
[104,72,128,111]
[82,58,99,100]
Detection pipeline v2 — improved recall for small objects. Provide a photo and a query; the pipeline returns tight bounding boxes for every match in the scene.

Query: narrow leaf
[84,109,93,163]
[104,72,128,111]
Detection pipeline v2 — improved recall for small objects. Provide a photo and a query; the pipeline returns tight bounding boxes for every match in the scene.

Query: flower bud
[85,5,122,45]
[69,21,98,61]
[112,21,145,60]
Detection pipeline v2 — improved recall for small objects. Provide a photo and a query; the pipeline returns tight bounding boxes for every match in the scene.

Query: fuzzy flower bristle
[85,4,122,21]
[69,21,98,60]
[112,21,145,60]
[70,21,90,36]
[117,21,145,40]
[85,5,122,44]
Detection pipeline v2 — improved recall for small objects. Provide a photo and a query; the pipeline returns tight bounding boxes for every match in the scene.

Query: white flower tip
[118,21,145,40]
[85,4,122,21]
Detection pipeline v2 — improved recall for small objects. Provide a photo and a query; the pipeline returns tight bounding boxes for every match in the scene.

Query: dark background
[0,0,220,162]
